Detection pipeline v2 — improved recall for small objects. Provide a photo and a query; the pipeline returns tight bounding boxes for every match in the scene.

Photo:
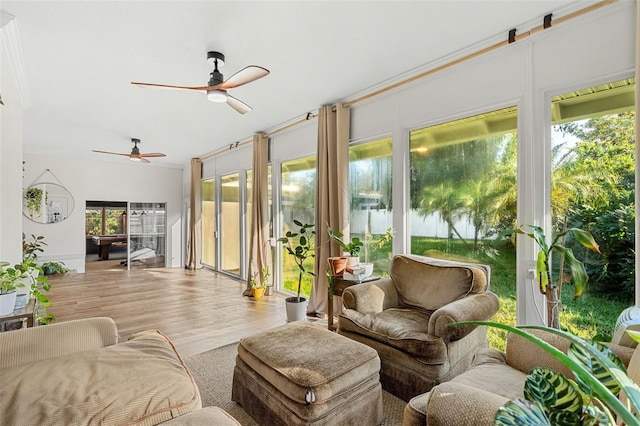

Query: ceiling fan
[92,139,166,163]
[131,51,269,114]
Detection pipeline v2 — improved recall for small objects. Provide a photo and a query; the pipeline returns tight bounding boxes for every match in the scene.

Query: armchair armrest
[341,278,399,314]
[429,291,500,341]
[0,317,118,369]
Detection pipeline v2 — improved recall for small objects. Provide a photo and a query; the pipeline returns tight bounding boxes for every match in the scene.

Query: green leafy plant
[23,233,47,261]
[0,261,25,294]
[250,266,269,289]
[277,220,315,302]
[327,227,363,257]
[25,188,47,219]
[41,261,69,275]
[455,321,640,426]
[497,224,600,328]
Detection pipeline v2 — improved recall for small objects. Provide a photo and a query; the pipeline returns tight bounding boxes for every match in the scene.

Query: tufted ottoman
[231,321,384,425]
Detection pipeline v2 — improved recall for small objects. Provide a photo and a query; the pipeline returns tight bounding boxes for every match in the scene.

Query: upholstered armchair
[402,329,636,426]
[337,254,500,401]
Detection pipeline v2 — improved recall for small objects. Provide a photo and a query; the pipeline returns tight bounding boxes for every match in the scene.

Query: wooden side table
[328,276,380,331]
[0,298,35,332]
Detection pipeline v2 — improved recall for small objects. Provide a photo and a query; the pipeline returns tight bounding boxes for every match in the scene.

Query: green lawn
[280,236,630,350]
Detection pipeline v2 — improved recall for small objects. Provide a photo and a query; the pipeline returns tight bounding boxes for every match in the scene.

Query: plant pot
[344,256,360,268]
[285,296,307,322]
[0,291,17,315]
[327,257,348,277]
[252,287,265,298]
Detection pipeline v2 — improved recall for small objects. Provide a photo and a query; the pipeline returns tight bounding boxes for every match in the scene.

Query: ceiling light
[207,89,228,103]
[130,156,142,162]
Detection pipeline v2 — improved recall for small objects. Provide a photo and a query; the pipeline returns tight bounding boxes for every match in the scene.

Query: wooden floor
[46,267,291,357]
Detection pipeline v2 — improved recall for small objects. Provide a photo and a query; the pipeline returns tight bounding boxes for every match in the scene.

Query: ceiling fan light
[130,156,142,162]
[207,89,228,103]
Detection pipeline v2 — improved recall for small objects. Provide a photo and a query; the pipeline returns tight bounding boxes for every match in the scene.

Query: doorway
[85,200,128,272]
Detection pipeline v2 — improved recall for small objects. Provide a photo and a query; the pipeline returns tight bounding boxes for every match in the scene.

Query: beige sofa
[403,329,637,425]
[0,317,239,425]
[338,254,500,401]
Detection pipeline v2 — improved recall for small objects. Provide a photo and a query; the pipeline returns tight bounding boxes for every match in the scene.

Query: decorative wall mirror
[23,182,75,224]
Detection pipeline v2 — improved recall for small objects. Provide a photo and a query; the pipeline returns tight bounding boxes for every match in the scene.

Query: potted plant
[277,220,315,322]
[250,266,269,298]
[41,261,69,276]
[327,227,363,268]
[24,187,47,219]
[497,224,600,329]
[0,262,25,315]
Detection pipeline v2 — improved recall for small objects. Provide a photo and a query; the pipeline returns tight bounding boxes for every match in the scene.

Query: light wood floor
[46,267,291,358]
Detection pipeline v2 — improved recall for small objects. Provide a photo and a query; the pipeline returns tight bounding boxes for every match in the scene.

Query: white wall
[349,1,636,325]
[23,154,183,272]
[0,20,25,264]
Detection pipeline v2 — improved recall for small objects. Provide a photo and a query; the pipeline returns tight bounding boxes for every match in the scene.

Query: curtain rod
[344,0,617,107]
[199,0,617,162]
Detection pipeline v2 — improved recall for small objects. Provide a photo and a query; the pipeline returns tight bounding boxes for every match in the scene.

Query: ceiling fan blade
[218,66,269,90]
[139,153,166,158]
[139,157,151,164]
[226,95,252,114]
[92,150,131,157]
[131,82,210,91]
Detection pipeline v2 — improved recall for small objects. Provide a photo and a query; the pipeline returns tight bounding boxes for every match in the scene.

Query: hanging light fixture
[207,89,228,103]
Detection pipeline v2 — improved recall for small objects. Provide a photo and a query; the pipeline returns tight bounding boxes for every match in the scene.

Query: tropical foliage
[409,110,636,328]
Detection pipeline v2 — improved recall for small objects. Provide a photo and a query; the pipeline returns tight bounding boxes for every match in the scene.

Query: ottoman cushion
[238,321,380,404]
[233,322,383,425]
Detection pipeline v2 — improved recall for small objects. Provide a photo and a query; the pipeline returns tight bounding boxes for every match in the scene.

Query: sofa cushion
[390,255,488,312]
[0,329,201,426]
[339,308,447,364]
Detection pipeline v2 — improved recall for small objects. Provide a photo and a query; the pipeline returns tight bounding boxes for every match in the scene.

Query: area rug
[185,342,406,425]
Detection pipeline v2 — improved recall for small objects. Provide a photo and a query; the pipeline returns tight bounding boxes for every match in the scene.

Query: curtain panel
[308,103,350,316]
[185,158,202,269]
[244,133,272,296]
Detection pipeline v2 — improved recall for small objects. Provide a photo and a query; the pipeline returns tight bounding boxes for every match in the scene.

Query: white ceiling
[2,1,587,168]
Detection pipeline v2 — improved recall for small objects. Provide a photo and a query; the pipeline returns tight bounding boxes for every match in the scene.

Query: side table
[328,276,380,331]
[0,298,35,332]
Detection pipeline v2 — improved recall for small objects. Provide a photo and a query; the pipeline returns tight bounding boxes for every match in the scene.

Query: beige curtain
[185,158,202,269]
[635,0,639,306]
[244,133,272,296]
[308,104,350,316]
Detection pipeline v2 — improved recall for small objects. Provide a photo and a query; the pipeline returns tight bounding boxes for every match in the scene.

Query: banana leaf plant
[454,321,640,426]
[497,225,600,329]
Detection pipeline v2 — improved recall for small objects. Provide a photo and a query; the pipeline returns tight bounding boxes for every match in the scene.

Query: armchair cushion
[391,255,489,313]
[339,308,447,363]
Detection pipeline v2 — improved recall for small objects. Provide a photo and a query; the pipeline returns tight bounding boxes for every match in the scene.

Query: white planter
[285,296,307,322]
[0,292,17,315]
[15,270,37,309]
[344,256,360,268]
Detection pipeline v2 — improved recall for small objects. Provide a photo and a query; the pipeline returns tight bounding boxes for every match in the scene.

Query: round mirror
[23,182,75,224]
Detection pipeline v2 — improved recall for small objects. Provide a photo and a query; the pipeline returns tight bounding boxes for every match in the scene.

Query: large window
[549,78,635,333]
[85,201,127,235]
[280,155,316,296]
[349,138,393,275]
[202,178,216,267]
[409,107,518,343]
